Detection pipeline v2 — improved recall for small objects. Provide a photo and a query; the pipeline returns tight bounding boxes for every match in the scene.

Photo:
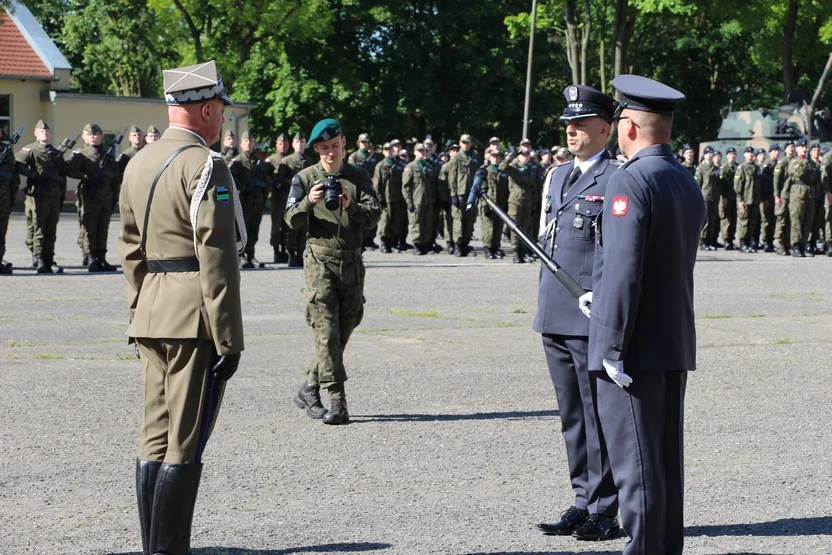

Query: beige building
[1,1,252,197]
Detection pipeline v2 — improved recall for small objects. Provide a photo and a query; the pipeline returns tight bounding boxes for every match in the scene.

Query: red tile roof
[0,11,53,80]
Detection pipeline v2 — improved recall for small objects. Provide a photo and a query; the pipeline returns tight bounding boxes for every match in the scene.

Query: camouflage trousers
[452,203,475,247]
[700,200,719,245]
[775,199,791,249]
[379,200,404,246]
[80,195,114,255]
[480,204,504,250]
[737,202,760,243]
[508,200,532,250]
[303,245,366,392]
[0,184,9,261]
[808,195,826,246]
[269,186,289,250]
[825,196,832,245]
[789,187,814,248]
[25,195,35,253]
[76,191,88,255]
[437,203,453,242]
[408,203,435,248]
[241,192,267,258]
[719,198,737,244]
[28,193,62,259]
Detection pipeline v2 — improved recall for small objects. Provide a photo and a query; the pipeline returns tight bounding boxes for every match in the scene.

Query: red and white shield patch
[612,196,629,217]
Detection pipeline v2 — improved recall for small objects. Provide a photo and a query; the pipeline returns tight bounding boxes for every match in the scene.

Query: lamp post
[522,0,537,140]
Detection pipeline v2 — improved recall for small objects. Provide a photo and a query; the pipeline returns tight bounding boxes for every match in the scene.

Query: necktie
[563,166,582,197]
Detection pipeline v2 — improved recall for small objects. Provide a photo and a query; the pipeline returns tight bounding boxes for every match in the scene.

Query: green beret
[84,123,103,134]
[276,133,288,141]
[34,120,50,130]
[147,125,160,134]
[308,118,342,145]
[129,125,142,134]
[241,131,253,140]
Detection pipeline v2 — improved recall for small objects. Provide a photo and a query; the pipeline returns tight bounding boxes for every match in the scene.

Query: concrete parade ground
[0,212,830,555]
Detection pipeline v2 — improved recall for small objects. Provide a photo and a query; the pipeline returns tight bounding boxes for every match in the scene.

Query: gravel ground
[0,212,830,555]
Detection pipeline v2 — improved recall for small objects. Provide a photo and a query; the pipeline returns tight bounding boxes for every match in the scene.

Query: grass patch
[699,314,731,319]
[3,340,48,347]
[35,353,64,359]
[0,313,13,322]
[747,313,765,318]
[387,308,441,319]
[117,352,138,360]
[772,338,795,345]
[511,308,526,314]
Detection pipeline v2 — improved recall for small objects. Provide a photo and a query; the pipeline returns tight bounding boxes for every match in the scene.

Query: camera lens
[324,176,341,211]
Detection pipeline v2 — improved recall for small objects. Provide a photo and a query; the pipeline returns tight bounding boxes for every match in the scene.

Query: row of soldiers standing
[0,121,161,275]
[221,129,556,266]
[690,138,832,257]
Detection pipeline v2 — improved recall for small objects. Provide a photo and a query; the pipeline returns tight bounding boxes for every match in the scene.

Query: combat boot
[0,263,12,275]
[483,247,494,259]
[287,250,303,268]
[432,242,444,253]
[293,382,327,419]
[87,256,103,273]
[513,246,526,264]
[827,243,832,257]
[364,237,379,251]
[274,248,288,264]
[447,241,455,255]
[397,240,413,251]
[135,459,162,555]
[36,258,52,274]
[764,240,775,253]
[495,248,505,259]
[82,253,89,266]
[148,463,202,555]
[805,245,815,257]
[98,253,117,272]
[379,242,392,254]
[323,398,350,425]
[724,241,736,251]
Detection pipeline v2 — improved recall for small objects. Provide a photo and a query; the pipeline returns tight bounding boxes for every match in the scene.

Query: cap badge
[568,86,579,101]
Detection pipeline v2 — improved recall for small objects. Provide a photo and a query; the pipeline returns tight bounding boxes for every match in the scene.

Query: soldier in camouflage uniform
[117,125,144,174]
[500,147,537,263]
[230,131,271,268]
[720,147,739,250]
[221,129,238,164]
[422,138,444,253]
[402,143,436,255]
[808,143,825,254]
[277,132,311,267]
[15,121,68,273]
[286,119,381,425]
[786,138,822,257]
[446,134,477,257]
[391,140,412,251]
[757,145,779,252]
[695,146,720,250]
[680,144,696,176]
[479,148,508,259]
[735,146,762,253]
[0,128,19,274]
[348,133,380,251]
[773,140,795,255]
[436,145,458,253]
[267,133,290,263]
[822,148,832,256]
[66,123,120,272]
[374,142,398,253]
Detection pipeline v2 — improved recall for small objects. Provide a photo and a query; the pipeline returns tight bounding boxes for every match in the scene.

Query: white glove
[603,358,633,388]
[578,291,593,319]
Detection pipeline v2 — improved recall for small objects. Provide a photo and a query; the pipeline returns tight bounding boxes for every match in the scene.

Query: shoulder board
[21,147,30,152]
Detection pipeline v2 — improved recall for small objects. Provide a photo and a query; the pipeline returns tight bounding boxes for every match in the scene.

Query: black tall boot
[149,462,203,555]
[136,459,162,555]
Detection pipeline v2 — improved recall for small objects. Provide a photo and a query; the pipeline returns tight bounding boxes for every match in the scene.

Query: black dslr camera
[323,175,342,210]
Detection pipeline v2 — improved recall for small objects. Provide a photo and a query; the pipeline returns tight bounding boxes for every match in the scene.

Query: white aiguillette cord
[190,151,247,258]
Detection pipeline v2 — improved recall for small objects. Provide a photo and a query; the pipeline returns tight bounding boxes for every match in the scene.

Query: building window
[0,95,10,140]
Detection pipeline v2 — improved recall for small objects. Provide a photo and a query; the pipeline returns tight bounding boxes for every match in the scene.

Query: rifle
[86,127,127,186]
[24,132,81,196]
[0,125,24,180]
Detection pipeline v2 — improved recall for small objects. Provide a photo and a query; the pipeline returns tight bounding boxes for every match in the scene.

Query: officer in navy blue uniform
[534,85,620,542]
[583,75,705,555]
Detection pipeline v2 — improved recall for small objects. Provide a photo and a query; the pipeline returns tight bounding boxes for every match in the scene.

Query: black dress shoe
[535,506,589,535]
[572,513,620,541]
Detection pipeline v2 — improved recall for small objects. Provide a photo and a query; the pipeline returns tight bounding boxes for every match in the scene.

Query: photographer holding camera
[285,118,381,425]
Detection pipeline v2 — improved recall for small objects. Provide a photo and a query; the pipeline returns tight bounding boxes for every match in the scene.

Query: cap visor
[221,93,234,106]
[559,113,602,121]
